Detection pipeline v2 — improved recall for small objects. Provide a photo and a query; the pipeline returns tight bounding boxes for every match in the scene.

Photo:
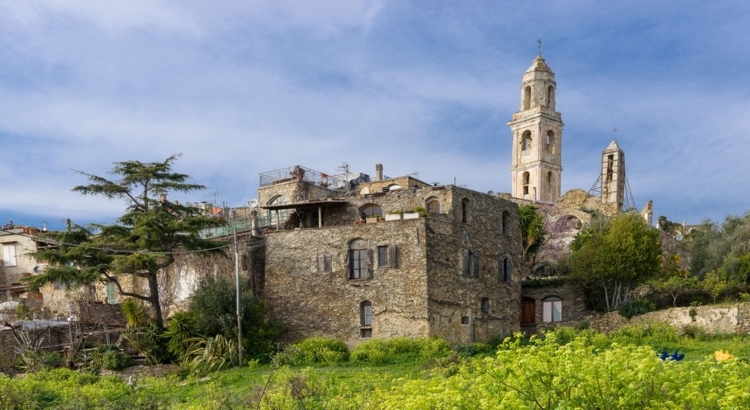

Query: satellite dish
[487,190,496,196]
[675,233,683,241]
[249,199,259,208]
[33,266,41,274]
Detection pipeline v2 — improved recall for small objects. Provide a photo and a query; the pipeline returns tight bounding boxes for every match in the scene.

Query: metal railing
[259,165,346,190]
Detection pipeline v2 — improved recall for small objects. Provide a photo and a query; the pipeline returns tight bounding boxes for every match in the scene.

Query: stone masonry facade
[259,172,523,346]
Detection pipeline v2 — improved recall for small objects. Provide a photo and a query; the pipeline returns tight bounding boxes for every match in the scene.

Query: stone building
[255,164,523,346]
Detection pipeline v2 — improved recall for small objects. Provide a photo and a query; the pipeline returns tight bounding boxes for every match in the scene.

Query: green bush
[350,337,452,364]
[611,322,679,347]
[617,297,656,319]
[188,276,280,360]
[283,337,349,365]
[102,349,132,371]
[163,311,197,358]
[456,343,492,357]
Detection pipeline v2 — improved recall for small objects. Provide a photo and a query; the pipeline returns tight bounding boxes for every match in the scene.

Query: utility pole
[233,224,243,364]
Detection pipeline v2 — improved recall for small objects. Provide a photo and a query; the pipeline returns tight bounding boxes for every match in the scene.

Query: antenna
[205,190,222,204]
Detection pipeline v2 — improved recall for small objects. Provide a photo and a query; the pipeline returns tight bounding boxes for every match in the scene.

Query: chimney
[375,164,383,181]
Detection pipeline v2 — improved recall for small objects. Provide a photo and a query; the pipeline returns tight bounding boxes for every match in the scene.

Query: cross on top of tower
[613,127,618,140]
[537,38,542,55]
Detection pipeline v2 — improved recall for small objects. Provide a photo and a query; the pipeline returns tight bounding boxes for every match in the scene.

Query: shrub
[188,276,280,360]
[350,337,451,364]
[456,343,492,357]
[182,334,239,375]
[120,299,148,327]
[617,298,656,319]
[163,311,197,358]
[281,337,349,365]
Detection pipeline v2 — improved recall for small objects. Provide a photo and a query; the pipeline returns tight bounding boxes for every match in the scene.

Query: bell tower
[600,139,626,210]
[507,53,563,202]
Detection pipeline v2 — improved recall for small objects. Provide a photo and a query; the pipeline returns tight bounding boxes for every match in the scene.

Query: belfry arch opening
[523,86,531,110]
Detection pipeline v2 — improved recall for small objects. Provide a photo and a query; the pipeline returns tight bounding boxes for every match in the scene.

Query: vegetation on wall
[518,204,547,268]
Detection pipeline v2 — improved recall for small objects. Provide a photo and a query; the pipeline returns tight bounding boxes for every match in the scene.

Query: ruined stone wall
[264,219,430,347]
[424,187,522,344]
[258,180,333,207]
[591,303,750,334]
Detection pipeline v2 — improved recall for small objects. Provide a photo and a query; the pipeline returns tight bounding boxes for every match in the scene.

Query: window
[461,316,469,325]
[500,257,511,283]
[2,244,17,267]
[360,204,383,219]
[522,172,530,196]
[546,130,555,154]
[480,298,490,314]
[521,131,532,151]
[547,171,554,196]
[461,198,470,223]
[606,154,614,182]
[317,253,332,272]
[501,211,510,235]
[360,301,372,338]
[426,199,440,214]
[377,245,397,268]
[548,85,555,105]
[267,195,290,228]
[461,249,479,277]
[106,281,117,305]
[542,296,563,322]
[523,86,531,110]
[347,239,372,279]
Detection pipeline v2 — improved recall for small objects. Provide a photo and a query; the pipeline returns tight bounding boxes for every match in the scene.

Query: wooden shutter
[366,249,374,278]
[461,249,469,275]
[471,253,479,277]
[388,244,398,267]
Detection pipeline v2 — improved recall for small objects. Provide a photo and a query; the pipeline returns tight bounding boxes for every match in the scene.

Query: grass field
[3,324,750,409]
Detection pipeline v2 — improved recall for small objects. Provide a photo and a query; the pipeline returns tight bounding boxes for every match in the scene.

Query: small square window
[461,316,469,325]
[360,328,372,338]
[317,253,332,272]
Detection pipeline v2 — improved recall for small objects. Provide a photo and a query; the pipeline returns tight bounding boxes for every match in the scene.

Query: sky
[1,1,749,231]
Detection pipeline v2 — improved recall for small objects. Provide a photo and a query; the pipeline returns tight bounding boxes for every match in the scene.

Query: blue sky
[1,1,749,231]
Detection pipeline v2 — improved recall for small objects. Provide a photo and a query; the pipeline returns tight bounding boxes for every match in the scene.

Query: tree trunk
[147,272,164,329]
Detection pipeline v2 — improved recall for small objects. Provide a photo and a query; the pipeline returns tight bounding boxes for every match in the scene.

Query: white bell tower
[507,52,563,202]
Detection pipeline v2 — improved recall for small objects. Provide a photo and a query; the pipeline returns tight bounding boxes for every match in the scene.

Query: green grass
[4,329,750,409]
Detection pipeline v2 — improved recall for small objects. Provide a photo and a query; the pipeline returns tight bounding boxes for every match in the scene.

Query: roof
[263,199,349,211]
[526,54,552,73]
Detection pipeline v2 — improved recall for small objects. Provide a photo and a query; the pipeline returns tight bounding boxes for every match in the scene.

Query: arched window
[267,195,290,228]
[426,198,440,214]
[547,171,553,195]
[542,296,563,322]
[522,172,530,196]
[548,85,555,106]
[499,257,511,283]
[521,131,532,151]
[461,198,470,223]
[501,211,510,235]
[360,301,372,338]
[480,298,490,314]
[546,130,555,154]
[523,86,531,110]
[360,204,383,219]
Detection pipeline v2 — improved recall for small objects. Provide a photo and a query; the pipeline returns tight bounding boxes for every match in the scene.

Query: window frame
[360,301,373,338]
[480,297,490,314]
[317,253,332,272]
[377,244,397,268]
[461,249,479,277]
[2,244,17,267]
[426,199,440,214]
[500,257,511,283]
[542,296,563,323]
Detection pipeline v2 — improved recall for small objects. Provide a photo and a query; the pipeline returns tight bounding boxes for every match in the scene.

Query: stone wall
[425,187,522,343]
[264,219,431,347]
[591,303,750,334]
[520,282,589,334]
[262,185,523,346]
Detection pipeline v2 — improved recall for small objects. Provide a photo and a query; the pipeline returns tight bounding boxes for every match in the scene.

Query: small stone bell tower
[507,54,564,202]
[600,140,626,210]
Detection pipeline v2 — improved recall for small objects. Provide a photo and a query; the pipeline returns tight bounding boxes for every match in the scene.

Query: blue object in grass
[659,350,684,361]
